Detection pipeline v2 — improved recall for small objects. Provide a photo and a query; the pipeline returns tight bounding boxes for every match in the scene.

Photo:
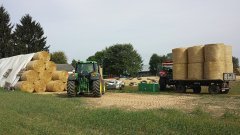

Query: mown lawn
[1,88,240,135]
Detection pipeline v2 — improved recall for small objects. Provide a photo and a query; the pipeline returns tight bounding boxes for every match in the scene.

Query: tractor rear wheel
[93,80,102,97]
[67,80,77,97]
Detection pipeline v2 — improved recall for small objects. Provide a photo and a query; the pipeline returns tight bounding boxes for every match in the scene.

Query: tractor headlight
[91,72,97,77]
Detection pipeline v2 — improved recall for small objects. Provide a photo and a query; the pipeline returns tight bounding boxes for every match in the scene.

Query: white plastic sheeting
[0,53,35,88]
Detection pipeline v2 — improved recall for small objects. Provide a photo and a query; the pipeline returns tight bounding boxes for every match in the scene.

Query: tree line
[72,44,143,77]
[0,6,49,59]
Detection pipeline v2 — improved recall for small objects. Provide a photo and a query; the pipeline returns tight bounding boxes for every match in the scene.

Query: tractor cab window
[76,63,94,73]
[94,63,99,73]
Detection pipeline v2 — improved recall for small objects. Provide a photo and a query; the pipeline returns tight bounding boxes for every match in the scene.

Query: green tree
[149,54,168,75]
[87,44,142,76]
[51,51,68,64]
[87,50,106,65]
[71,59,78,68]
[0,6,14,58]
[13,14,49,54]
[233,56,239,68]
[104,44,142,76]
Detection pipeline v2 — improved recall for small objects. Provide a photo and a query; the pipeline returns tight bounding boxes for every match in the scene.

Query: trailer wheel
[208,84,220,94]
[221,89,229,94]
[160,77,166,90]
[176,84,186,93]
[193,86,201,94]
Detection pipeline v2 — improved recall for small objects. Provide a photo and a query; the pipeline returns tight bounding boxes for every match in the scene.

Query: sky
[2,0,240,64]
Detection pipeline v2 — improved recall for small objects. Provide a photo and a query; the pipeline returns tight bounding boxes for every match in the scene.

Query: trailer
[159,62,236,94]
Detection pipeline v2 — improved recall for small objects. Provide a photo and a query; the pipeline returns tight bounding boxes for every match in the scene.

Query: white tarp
[0,53,35,88]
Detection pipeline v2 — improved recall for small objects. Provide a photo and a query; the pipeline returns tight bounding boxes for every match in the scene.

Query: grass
[1,88,240,134]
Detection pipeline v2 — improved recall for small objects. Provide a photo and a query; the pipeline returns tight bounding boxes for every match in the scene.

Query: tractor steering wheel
[81,70,89,75]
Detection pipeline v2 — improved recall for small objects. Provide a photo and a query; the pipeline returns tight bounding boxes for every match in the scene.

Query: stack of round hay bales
[172,48,188,80]
[16,51,51,93]
[204,43,232,80]
[16,51,65,93]
[187,45,204,80]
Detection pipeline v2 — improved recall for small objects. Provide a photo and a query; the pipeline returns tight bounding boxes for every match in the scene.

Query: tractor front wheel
[67,80,77,97]
[93,80,102,97]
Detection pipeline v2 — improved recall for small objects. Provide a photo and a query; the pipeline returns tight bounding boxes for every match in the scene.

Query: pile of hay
[15,51,68,93]
[173,44,234,80]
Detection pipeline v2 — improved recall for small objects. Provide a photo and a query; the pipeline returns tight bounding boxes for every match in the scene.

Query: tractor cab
[159,61,173,78]
[75,61,99,79]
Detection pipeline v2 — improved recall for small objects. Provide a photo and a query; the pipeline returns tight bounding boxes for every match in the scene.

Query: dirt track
[82,92,240,116]
[84,93,199,110]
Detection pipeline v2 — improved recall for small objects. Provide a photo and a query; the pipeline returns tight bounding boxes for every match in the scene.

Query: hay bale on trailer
[34,80,46,92]
[52,71,68,82]
[15,81,34,93]
[32,51,50,61]
[188,45,204,63]
[204,44,225,62]
[21,70,39,83]
[188,63,203,80]
[173,64,187,80]
[172,48,188,64]
[26,60,45,72]
[224,45,232,62]
[204,61,225,80]
[224,45,233,73]
[46,80,65,92]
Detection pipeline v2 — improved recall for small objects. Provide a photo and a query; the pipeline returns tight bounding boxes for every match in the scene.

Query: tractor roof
[78,61,97,64]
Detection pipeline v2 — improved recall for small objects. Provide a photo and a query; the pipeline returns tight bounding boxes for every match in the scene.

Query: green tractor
[67,61,106,97]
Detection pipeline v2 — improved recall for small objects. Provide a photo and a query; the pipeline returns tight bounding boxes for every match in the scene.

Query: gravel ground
[82,92,240,116]
[84,93,199,110]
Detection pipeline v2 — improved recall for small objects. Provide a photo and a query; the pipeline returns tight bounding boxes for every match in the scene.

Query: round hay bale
[173,64,187,80]
[21,70,39,83]
[45,61,57,73]
[204,62,225,80]
[187,46,204,63]
[172,48,188,64]
[46,80,65,92]
[188,63,203,80]
[39,70,52,83]
[15,81,34,93]
[225,62,233,73]
[52,71,68,82]
[64,82,67,91]
[204,44,225,62]
[34,80,46,93]
[225,45,232,62]
[32,51,50,61]
[26,60,45,72]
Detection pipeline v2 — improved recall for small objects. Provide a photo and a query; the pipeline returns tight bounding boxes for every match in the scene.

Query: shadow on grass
[55,92,103,99]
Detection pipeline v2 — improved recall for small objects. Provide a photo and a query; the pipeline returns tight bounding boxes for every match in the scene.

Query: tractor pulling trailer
[159,62,236,94]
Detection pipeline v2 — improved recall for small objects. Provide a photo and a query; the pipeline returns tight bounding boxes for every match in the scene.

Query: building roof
[56,64,74,71]
[141,65,150,72]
